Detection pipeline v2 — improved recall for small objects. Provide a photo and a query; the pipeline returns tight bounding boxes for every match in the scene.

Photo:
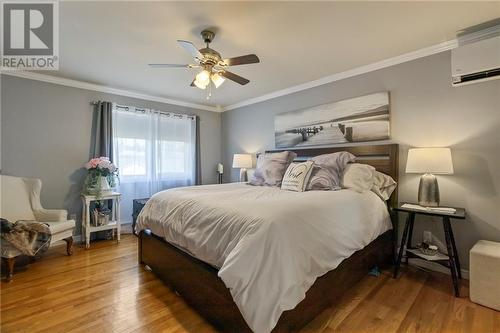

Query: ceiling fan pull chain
[206,83,212,100]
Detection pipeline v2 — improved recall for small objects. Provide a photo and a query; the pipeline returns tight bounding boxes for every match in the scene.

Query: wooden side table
[393,203,466,297]
[81,192,121,249]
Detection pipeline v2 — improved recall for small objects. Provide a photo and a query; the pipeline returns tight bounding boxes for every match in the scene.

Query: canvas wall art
[274,92,390,148]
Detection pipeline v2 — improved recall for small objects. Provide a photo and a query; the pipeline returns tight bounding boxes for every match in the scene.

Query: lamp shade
[406,148,454,174]
[232,154,253,169]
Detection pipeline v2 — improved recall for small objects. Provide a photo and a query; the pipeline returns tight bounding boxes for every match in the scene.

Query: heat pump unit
[451,35,500,86]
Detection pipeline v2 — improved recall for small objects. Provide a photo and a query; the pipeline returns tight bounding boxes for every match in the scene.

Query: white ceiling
[47,1,499,108]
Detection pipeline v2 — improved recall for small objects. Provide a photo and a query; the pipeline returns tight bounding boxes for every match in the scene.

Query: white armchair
[1,175,75,280]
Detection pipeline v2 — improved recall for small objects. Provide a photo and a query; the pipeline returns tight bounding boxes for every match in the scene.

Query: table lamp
[405,147,454,207]
[217,163,223,184]
[232,154,253,182]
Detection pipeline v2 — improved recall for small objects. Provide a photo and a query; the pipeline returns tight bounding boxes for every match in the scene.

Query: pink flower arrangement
[83,157,118,195]
[85,158,100,169]
[85,157,117,173]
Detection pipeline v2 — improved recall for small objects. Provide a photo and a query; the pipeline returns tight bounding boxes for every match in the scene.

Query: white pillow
[371,170,397,200]
[341,163,375,192]
[281,161,315,192]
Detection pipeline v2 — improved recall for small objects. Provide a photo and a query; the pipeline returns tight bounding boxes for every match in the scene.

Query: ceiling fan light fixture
[193,69,210,89]
[193,79,208,90]
[149,30,258,93]
[196,69,210,83]
[211,73,225,88]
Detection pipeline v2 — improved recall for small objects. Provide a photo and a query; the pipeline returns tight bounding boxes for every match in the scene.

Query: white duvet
[136,183,392,333]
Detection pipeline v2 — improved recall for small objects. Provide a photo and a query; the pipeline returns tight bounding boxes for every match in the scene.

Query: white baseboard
[69,222,134,244]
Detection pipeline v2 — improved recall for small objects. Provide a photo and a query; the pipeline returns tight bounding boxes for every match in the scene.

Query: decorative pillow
[341,163,376,193]
[371,170,397,200]
[249,151,297,187]
[306,152,356,190]
[246,168,255,182]
[281,161,315,192]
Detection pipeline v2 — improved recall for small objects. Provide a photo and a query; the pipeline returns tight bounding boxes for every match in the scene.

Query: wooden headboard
[267,144,399,207]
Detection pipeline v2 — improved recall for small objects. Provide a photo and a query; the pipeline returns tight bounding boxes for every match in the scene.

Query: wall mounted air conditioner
[451,35,500,86]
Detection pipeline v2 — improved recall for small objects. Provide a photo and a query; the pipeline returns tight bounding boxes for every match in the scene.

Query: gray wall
[1,75,222,233]
[222,51,500,269]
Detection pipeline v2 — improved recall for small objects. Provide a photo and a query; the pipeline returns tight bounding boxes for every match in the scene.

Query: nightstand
[393,202,466,297]
[81,192,121,249]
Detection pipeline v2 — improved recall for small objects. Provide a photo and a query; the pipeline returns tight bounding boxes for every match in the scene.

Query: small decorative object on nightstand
[406,147,454,207]
[81,192,121,249]
[232,154,253,182]
[217,163,224,184]
[393,202,465,297]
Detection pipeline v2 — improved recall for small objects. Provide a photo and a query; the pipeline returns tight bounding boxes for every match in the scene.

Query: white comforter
[136,183,392,333]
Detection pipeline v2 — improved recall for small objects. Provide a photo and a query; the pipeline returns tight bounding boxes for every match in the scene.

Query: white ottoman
[470,240,500,311]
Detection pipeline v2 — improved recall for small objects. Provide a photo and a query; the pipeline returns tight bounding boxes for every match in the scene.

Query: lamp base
[418,173,440,207]
[239,168,248,182]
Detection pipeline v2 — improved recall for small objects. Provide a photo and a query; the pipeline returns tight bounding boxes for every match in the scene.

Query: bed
[137,144,399,333]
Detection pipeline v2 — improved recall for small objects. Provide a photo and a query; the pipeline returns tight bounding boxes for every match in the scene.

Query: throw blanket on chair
[1,218,52,257]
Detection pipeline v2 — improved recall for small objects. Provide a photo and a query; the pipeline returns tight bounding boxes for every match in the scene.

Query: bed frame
[139,143,399,332]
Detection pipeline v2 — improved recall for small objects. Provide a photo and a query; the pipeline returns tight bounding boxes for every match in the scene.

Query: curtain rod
[90,101,197,119]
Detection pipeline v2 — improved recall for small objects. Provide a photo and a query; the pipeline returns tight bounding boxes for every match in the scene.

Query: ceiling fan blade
[220,70,250,85]
[221,54,260,66]
[148,64,198,68]
[177,40,204,60]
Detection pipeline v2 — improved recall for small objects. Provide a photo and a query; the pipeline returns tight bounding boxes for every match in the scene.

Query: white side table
[81,192,121,249]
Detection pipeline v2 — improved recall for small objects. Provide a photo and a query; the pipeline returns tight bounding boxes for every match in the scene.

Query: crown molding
[226,24,499,111]
[3,24,496,113]
[224,39,459,111]
[0,71,221,112]
[225,25,500,111]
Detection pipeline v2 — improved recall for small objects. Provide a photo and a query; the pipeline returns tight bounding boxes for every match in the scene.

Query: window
[112,104,197,222]
[115,138,147,176]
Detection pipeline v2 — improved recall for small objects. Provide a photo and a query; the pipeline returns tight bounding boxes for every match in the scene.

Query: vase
[99,176,112,195]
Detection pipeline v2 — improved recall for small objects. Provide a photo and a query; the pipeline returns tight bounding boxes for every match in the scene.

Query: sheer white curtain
[112,104,196,222]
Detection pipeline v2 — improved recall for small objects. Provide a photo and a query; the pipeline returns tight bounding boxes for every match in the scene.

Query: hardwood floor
[1,235,499,333]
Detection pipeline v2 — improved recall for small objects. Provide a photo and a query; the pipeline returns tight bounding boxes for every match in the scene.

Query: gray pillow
[306,152,356,191]
[249,151,297,187]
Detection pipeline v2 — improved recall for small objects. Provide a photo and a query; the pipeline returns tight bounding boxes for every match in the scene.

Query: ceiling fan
[149,30,260,94]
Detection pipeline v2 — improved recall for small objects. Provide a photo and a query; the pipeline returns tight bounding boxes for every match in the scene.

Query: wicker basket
[92,209,110,226]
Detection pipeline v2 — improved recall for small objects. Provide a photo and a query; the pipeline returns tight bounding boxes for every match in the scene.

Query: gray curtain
[195,116,202,185]
[89,101,114,236]
[91,101,113,158]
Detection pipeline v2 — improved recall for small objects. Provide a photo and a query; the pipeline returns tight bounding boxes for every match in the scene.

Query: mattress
[136,183,392,333]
